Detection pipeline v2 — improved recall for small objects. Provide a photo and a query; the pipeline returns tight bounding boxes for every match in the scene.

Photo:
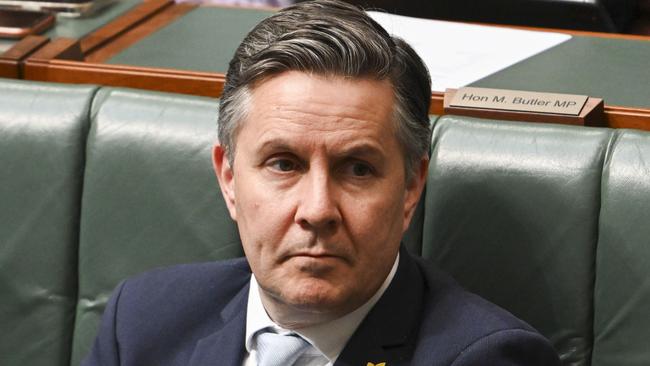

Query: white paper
[369,12,571,92]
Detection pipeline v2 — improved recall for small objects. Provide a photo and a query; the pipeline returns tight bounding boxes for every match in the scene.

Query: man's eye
[269,159,297,172]
[349,162,372,177]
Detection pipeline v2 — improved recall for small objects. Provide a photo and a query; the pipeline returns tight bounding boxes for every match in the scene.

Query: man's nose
[294,169,341,233]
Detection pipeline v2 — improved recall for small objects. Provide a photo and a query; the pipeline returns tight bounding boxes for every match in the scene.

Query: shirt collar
[244,252,400,363]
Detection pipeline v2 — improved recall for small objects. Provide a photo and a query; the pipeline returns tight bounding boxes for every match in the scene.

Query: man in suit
[83,1,561,365]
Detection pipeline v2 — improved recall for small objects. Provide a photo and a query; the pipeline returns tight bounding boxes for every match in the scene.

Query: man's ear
[402,155,429,232]
[212,145,237,221]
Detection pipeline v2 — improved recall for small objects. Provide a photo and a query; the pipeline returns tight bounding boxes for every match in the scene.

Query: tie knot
[255,329,310,366]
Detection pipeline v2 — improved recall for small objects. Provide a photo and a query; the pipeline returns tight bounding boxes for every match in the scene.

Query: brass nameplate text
[450,87,588,116]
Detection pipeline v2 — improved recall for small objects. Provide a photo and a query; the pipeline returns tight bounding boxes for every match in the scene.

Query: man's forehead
[246,72,394,120]
[230,71,399,157]
[250,73,391,117]
[250,71,394,102]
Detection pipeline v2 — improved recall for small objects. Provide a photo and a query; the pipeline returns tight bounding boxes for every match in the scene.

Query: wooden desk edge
[0,36,50,78]
[431,91,650,130]
[21,58,650,130]
[24,59,225,97]
[20,4,650,130]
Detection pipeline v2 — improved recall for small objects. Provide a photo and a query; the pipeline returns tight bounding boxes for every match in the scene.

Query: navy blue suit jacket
[83,248,560,365]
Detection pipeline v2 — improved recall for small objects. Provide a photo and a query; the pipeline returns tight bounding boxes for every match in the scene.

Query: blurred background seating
[294,0,650,35]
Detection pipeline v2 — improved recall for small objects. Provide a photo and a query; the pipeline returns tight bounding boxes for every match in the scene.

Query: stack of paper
[369,12,571,92]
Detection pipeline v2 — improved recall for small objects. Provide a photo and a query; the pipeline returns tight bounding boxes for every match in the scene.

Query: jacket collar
[187,247,424,366]
[188,263,250,366]
[335,247,424,366]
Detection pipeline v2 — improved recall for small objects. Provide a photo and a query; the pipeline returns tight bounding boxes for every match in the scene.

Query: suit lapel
[188,274,250,366]
[335,247,424,366]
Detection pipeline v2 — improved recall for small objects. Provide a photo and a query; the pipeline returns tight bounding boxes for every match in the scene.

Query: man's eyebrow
[256,138,296,154]
[334,143,386,160]
[255,138,386,160]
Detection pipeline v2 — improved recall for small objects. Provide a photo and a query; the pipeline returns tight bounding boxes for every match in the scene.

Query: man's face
[213,71,427,326]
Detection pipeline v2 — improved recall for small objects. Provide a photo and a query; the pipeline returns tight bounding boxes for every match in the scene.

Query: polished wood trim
[442,89,605,127]
[84,3,196,63]
[429,93,445,115]
[0,59,18,78]
[429,92,650,131]
[29,38,84,61]
[605,106,650,130]
[2,36,50,60]
[24,59,225,97]
[19,3,650,131]
[21,58,650,131]
[80,0,174,55]
[0,36,49,78]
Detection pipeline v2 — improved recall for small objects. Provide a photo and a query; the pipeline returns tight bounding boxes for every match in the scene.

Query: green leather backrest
[0,78,98,366]
[71,88,243,365]
[4,78,650,366]
[402,116,441,255]
[592,130,650,366]
[422,116,614,366]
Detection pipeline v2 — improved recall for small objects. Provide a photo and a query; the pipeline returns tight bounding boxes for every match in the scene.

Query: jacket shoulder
[412,257,560,365]
[121,257,250,296]
[109,258,249,335]
[83,258,251,366]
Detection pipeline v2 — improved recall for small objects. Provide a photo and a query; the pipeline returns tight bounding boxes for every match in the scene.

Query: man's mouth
[287,250,354,267]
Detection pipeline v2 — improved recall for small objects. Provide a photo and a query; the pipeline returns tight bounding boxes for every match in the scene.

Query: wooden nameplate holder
[444,87,605,127]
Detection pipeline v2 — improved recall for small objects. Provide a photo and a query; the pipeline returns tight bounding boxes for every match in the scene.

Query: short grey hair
[218,0,432,181]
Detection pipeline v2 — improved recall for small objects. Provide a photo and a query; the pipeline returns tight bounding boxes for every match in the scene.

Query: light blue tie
[255,329,310,366]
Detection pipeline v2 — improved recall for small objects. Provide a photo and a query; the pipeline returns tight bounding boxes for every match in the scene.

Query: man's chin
[276,278,351,314]
[259,274,371,328]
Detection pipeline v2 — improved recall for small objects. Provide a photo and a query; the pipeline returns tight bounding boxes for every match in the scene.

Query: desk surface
[473,36,650,109]
[45,0,141,39]
[101,6,650,109]
[107,6,271,71]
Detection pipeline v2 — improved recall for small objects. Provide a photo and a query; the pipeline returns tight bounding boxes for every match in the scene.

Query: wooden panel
[29,38,84,61]
[429,92,650,131]
[24,57,650,131]
[0,36,49,78]
[604,106,650,130]
[24,59,225,97]
[20,3,650,131]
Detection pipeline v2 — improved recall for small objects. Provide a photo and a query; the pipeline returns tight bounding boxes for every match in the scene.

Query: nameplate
[443,88,605,127]
[449,87,588,116]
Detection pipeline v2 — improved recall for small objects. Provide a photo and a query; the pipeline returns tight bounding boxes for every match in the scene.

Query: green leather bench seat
[423,116,612,365]
[0,80,98,366]
[71,88,243,365]
[2,78,650,366]
[592,130,650,366]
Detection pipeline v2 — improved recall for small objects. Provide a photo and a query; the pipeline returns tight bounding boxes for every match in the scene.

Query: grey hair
[218,0,432,181]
